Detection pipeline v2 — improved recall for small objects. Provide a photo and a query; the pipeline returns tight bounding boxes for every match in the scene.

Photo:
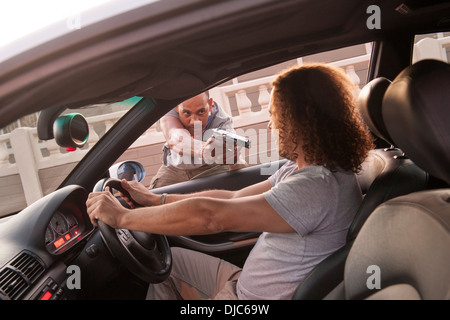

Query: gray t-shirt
[236,160,362,300]
[163,102,233,168]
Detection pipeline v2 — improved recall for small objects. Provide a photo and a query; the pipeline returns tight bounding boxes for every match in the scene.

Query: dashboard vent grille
[0,268,28,300]
[10,251,44,282]
[0,251,45,300]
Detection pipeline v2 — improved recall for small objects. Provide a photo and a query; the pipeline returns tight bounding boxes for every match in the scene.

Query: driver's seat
[291,77,428,300]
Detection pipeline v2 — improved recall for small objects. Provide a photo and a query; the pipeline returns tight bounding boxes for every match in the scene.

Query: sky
[0,0,113,47]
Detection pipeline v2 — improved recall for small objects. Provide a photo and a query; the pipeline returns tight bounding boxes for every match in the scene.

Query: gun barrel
[212,129,251,148]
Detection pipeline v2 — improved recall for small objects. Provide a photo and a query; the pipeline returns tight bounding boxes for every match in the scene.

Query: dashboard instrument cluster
[44,202,89,254]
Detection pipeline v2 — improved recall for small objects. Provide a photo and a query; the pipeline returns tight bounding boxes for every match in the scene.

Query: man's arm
[160,114,204,157]
[160,114,245,167]
[160,114,182,141]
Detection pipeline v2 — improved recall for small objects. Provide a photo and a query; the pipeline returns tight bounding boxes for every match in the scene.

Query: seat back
[343,190,450,300]
[349,149,427,241]
[332,59,450,300]
[292,77,428,300]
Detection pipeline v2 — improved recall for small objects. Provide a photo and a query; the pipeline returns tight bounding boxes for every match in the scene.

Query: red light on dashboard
[54,237,65,248]
[74,230,79,235]
[65,234,71,240]
[40,291,52,300]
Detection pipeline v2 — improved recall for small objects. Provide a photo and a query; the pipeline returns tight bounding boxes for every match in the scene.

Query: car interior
[0,0,449,301]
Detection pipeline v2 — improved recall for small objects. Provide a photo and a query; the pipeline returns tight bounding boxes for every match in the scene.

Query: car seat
[324,59,450,300]
[292,77,428,300]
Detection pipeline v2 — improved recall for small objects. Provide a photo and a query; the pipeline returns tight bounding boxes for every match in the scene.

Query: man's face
[176,94,213,136]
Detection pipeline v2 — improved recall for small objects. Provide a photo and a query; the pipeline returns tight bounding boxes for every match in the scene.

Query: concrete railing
[413,34,450,63]
[211,56,370,127]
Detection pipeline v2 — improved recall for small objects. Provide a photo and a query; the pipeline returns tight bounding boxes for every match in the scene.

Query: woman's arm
[86,189,293,236]
[120,179,272,207]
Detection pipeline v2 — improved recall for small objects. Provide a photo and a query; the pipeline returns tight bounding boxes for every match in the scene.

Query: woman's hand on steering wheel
[86,187,130,228]
[119,179,159,208]
[88,177,172,283]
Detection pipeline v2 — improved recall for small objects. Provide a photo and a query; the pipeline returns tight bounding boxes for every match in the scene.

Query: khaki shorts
[146,247,242,300]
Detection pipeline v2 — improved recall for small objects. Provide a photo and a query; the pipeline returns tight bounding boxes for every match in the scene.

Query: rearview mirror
[109,161,146,182]
[53,113,89,149]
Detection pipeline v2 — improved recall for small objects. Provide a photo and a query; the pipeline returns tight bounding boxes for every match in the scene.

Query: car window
[115,43,372,189]
[413,32,450,64]
[0,97,138,217]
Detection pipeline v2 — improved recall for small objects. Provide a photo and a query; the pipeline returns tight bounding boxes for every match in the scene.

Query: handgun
[212,129,251,149]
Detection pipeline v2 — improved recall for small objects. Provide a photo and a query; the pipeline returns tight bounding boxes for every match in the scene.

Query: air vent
[0,251,45,300]
[10,251,45,282]
[0,268,28,299]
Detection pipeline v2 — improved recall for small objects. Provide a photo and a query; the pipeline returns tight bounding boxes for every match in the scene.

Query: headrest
[357,77,393,145]
[382,60,450,184]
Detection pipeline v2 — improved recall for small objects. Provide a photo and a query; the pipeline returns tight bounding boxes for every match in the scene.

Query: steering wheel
[93,178,172,283]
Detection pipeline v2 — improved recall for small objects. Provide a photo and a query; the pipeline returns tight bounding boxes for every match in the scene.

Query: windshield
[0,97,138,218]
[0,40,376,218]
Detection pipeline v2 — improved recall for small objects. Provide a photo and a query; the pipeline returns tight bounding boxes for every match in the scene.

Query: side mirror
[53,113,89,149]
[109,161,146,182]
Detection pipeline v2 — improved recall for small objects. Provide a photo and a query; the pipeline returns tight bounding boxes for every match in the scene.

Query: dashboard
[0,185,96,300]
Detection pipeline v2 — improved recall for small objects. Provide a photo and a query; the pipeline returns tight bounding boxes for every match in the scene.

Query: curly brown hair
[271,63,374,173]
